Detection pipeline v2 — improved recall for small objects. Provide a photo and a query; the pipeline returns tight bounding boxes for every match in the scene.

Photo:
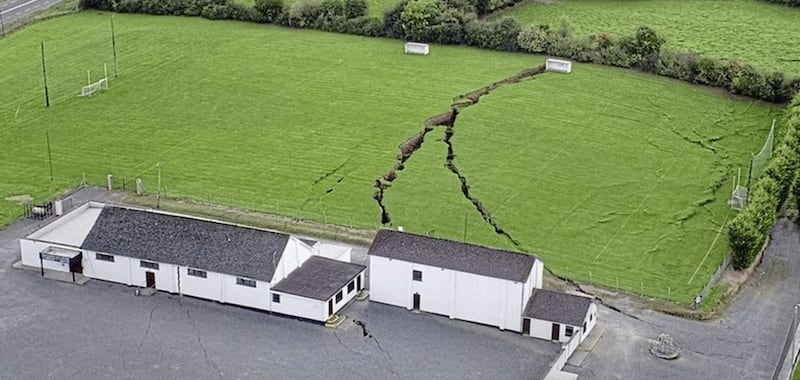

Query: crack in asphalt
[352,318,399,378]
[138,303,160,348]
[181,299,222,380]
[544,265,644,322]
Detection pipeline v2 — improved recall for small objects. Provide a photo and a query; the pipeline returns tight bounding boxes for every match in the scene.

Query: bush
[382,0,409,38]
[287,0,324,27]
[343,0,368,18]
[400,0,442,41]
[517,24,550,54]
[254,0,284,22]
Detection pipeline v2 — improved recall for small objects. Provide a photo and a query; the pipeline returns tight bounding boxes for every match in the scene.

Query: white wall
[179,267,224,302]
[370,255,525,332]
[582,303,598,341]
[129,259,178,293]
[271,237,313,284]
[271,292,327,321]
[82,250,134,284]
[221,275,270,311]
[329,270,365,315]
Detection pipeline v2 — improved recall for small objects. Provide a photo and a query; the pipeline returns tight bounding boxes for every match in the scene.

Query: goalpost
[79,64,110,97]
[730,119,776,209]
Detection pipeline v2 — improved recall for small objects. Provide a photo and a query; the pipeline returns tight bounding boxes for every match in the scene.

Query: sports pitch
[501,0,800,76]
[0,12,781,301]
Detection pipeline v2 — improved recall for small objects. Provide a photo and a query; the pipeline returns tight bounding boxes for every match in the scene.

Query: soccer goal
[79,64,110,97]
[729,119,775,209]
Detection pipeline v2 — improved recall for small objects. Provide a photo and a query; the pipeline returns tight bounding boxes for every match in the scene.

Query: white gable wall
[271,237,313,284]
[369,255,528,332]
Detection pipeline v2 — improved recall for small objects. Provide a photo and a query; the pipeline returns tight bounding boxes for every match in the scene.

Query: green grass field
[0,12,779,301]
[500,0,800,76]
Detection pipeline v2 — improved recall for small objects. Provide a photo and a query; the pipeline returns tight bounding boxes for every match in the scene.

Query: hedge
[76,0,800,104]
[728,95,800,270]
[761,0,800,6]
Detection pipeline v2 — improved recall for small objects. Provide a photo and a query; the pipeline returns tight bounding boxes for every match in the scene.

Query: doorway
[145,272,155,288]
[356,275,361,291]
[551,323,560,341]
[522,318,531,335]
[328,299,334,316]
[413,293,421,310]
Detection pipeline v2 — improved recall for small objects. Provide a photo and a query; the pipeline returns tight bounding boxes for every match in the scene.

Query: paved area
[572,218,800,379]
[0,188,561,379]
[0,0,64,26]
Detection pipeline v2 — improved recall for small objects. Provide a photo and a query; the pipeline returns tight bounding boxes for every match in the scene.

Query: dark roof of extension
[367,229,539,282]
[271,256,366,301]
[523,289,593,326]
[81,206,290,282]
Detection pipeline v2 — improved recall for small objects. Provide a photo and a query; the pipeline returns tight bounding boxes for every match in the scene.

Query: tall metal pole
[46,131,54,181]
[110,15,118,78]
[41,42,50,107]
[156,163,162,209]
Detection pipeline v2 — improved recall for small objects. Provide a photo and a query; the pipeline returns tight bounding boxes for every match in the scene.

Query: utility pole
[110,15,118,78]
[156,163,162,209]
[41,42,50,107]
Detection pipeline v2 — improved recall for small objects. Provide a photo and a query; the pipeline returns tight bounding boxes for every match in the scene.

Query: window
[140,260,159,270]
[187,268,207,278]
[236,277,256,288]
[565,326,574,337]
[335,290,343,303]
[272,294,281,303]
[96,253,114,262]
[412,270,422,282]
[347,280,355,293]
[583,322,587,332]
[590,312,593,321]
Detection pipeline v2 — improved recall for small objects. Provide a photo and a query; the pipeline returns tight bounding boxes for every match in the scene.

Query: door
[522,318,531,335]
[413,293,421,310]
[145,272,156,288]
[328,299,334,316]
[356,274,362,291]
[551,323,560,341]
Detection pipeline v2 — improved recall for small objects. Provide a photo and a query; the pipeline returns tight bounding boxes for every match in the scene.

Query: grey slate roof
[523,289,593,326]
[368,229,539,282]
[81,206,290,282]
[270,256,366,301]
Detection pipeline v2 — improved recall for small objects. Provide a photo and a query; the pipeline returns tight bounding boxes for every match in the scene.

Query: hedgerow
[728,95,800,269]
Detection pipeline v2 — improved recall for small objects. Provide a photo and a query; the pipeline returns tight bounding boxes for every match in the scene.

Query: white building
[368,229,544,332]
[367,229,596,344]
[523,289,597,343]
[19,202,365,323]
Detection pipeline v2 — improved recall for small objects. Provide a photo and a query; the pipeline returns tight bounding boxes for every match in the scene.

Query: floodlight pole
[46,131,54,181]
[110,15,118,78]
[746,156,754,190]
[41,42,50,107]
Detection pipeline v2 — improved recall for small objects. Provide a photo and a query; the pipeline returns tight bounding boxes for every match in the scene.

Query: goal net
[78,65,110,97]
[730,119,776,209]
[748,119,776,186]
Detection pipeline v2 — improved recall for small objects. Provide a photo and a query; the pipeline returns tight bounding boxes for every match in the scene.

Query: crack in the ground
[352,319,398,377]
[333,330,366,357]
[181,300,222,380]
[314,158,351,185]
[544,265,643,321]
[372,65,545,242]
[138,303,160,348]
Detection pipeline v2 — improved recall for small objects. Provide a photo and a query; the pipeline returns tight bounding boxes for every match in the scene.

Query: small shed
[522,289,597,343]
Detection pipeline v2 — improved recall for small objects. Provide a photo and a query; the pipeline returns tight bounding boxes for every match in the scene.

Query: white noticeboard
[405,42,430,56]
[546,58,572,74]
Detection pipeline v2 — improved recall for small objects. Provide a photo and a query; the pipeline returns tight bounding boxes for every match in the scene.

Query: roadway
[0,0,66,29]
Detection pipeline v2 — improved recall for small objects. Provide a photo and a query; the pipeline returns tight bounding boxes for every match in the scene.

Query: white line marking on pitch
[687,209,730,285]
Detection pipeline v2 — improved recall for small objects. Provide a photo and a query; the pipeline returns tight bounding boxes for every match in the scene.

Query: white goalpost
[79,63,110,97]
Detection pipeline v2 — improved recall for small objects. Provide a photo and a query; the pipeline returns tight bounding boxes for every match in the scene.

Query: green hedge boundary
[77,0,800,104]
[728,95,800,269]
